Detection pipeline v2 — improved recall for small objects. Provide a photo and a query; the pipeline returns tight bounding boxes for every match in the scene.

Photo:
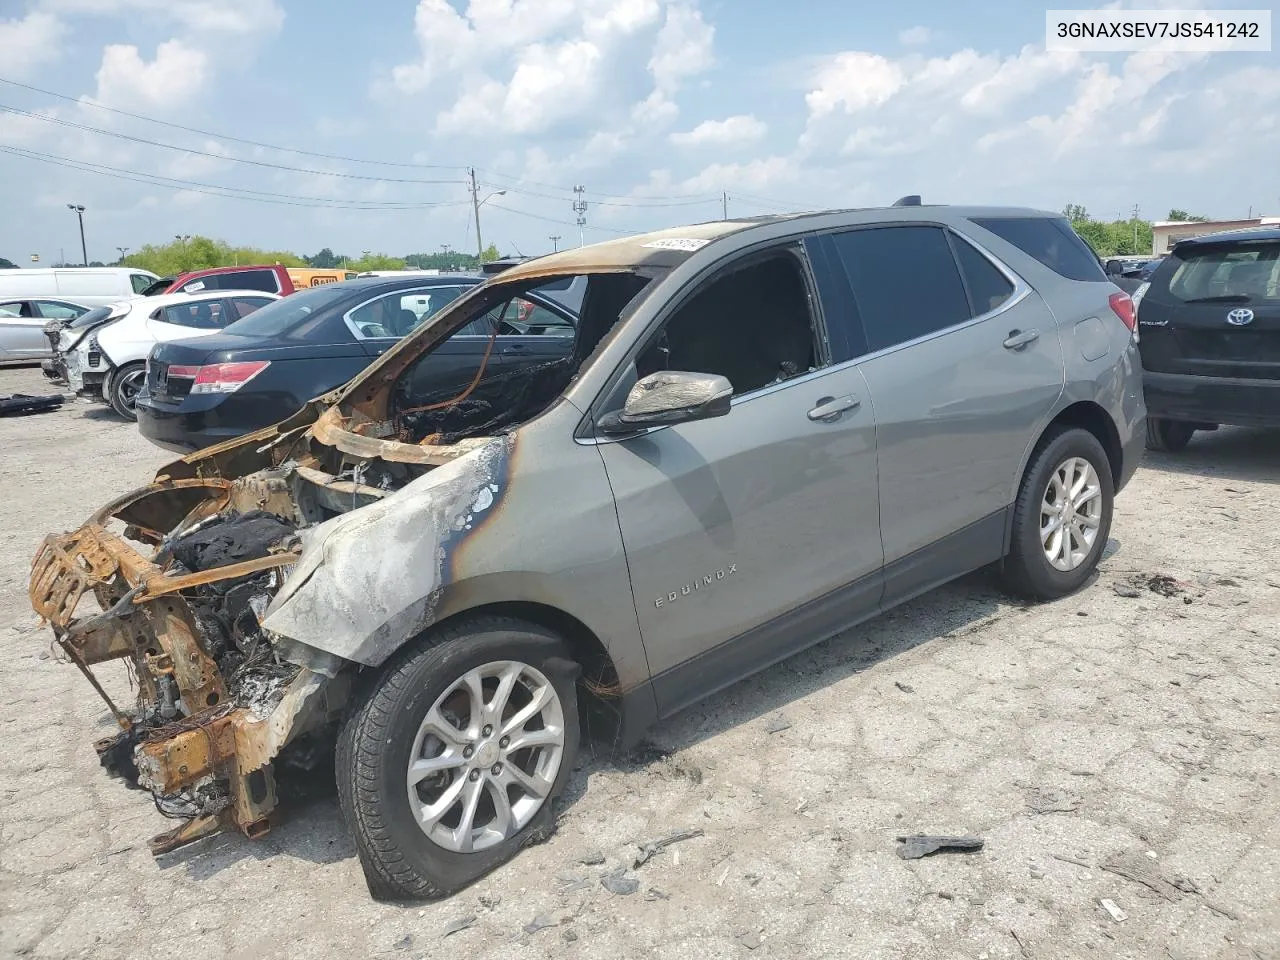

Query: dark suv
[1135,227,1280,450]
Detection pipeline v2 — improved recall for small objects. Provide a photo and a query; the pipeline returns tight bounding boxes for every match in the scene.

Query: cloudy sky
[1,0,1277,264]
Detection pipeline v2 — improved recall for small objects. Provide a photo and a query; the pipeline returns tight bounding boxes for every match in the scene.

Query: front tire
[1001,427,1114,601]
[337,617,580,901]
[107,362,146,421]
[1145,418,1194,452]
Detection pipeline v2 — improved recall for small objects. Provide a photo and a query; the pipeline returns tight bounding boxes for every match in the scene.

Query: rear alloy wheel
[107,362,146,421]
[1001,427,1114,600]
[337,618,580,901]
[1145,418,1195,453]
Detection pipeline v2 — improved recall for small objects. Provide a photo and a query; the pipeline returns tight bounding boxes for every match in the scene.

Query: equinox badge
[655,564,739,607]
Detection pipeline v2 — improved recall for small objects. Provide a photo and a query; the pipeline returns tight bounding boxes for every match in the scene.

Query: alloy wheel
[1040,456,1103,572]
[406,660,565,854]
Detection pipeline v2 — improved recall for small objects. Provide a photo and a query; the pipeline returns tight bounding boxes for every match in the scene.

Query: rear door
[819,224,1064,596]
[0,300,47,359]
[1138,238,1280,381]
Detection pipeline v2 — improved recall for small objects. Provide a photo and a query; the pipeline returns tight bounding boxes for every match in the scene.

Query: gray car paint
[264,206,1145,725]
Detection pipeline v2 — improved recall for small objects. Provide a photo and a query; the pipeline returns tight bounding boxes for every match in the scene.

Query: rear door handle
[1003,328,1040,350]
[807,395,860,422]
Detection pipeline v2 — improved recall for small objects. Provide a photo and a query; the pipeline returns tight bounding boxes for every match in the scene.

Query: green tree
[1062,203,1089,222]
[121,236,305,275]
[480,243,500,264]
[306,247,341,268]
[404,250,480,271]
[347,252,407,271]
[1167,209,1209,222]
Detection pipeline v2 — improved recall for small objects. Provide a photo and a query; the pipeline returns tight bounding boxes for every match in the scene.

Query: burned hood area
[27,267,654,856]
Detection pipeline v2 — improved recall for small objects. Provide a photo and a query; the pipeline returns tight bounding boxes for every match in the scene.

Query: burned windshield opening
[389,272,651,445]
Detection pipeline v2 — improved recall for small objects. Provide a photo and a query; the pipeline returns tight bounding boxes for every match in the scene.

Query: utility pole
[67,204,87,265]
[470,167,483,262]
[549,235,561,252]
[1131,204,1140,253]
[116,246,130,264]
[722,191,728,220]
[572,185,588,247]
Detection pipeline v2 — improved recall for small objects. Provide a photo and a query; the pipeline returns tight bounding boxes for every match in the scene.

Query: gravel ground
[1,364,1278,960]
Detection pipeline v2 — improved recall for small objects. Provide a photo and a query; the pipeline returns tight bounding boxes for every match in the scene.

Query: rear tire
[107,362,146,421]
[1145,418,1194,452]
[337,617,580,901]
[1001,427,1114,601]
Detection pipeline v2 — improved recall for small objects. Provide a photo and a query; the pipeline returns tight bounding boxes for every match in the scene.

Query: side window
[225,297,273,321]
[0,301,26,318]
[830,226,971,353]
[636,250,820,397]
[950,235,1016,316]
[970,217,1108,282]
[129,274,153,294]
[230,269,282,293]
[35,301,86,320]
[162,300,226,329]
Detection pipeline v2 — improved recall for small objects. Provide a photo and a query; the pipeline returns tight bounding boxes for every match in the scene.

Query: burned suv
[30,207,1145,899]
[1135,227,1280,450]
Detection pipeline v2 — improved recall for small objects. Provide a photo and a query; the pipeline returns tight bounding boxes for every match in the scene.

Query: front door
[0,301,48,360]
[593,246,883,716]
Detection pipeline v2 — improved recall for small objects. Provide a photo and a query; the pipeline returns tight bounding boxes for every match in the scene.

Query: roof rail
[892,195,922,207]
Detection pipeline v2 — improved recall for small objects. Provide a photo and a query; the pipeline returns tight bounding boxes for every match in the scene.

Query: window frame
[815,222,1031,363]
[583,240,833,442]
[343,283,567,342]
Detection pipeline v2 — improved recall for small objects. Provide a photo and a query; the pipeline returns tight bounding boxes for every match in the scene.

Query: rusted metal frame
[312,410,493,466]
[136,552,299,601]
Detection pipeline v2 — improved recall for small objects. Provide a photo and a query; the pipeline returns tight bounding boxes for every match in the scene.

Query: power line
[0,144,473,210]
[478,181,720,209]
[0,104,467,185]
[487,202,633,236]
[0,75,467,171]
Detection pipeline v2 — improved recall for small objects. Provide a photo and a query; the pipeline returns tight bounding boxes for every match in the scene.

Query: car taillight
[1108,292,1136,334]
[179,360,270,394]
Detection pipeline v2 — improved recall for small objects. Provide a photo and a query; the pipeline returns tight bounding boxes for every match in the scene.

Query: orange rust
[136,552,298,601]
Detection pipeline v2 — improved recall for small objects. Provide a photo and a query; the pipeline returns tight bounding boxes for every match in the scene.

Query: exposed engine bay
[27,267,655,854]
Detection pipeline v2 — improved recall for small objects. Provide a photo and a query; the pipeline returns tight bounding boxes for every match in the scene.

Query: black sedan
[136,273,580,452]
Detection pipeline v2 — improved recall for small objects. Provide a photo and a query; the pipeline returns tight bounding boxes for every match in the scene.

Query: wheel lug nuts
[469,769,481,781]
[463,746,473,759]
[491,763,503,775]
[499,736,510,748]
[482,724,493,737]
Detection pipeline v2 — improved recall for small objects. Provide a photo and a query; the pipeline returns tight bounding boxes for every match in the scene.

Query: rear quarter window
[970,217,1108,282]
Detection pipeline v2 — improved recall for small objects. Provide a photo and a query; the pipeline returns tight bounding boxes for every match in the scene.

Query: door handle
[1003,328,1040,350]
[505,342,526,351]
[807,395,860,422]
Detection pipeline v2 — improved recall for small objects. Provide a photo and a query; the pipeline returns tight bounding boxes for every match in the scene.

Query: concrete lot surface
[1,365,1277,960]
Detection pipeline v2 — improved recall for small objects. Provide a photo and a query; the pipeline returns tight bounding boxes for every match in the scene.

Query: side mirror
[597,370,733,435]
[1104,259,1123,276]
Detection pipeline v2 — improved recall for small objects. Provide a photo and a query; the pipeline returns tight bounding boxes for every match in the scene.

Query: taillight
[1109,292,1136,334]
[180,360,270,394]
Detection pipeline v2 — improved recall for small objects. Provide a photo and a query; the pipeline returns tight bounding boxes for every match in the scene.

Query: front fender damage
[262,435,513,666]
[28,432,513,856]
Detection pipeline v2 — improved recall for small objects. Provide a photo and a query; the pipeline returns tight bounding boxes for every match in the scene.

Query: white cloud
[806,53,906,117]
[94,39,210,110]
[899,26,932,46]
[670,114,767,147]
[649,3,714,92]
[391,0,713,138]
[0,11,66,78]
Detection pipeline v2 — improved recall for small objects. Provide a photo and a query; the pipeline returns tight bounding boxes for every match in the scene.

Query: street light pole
[116,246,130,264]
[67,204,87,265]
[549,235,561,252]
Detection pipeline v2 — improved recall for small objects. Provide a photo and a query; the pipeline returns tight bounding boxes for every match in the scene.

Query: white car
[64,289,280,419]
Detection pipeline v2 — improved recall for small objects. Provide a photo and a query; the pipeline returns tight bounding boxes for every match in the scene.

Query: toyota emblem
[1226,308,1255,326]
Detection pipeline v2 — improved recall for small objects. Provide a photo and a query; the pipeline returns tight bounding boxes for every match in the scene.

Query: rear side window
[829,225,971,352]
[1163,242,1280,304]
[161,300,228,329]
[184,270,280,294]
[971,217,1108,282]
[129,273,154,294]
[951,236,1016,315]
[225,296,275,320]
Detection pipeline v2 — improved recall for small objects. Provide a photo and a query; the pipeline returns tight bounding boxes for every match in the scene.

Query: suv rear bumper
[1143,371,1280,427]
